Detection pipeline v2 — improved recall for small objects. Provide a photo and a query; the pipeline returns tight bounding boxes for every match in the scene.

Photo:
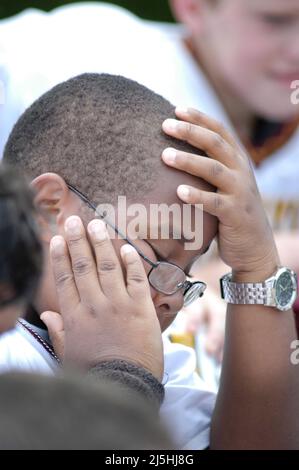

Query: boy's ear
[31,173,71,243]
[169,0,204,35]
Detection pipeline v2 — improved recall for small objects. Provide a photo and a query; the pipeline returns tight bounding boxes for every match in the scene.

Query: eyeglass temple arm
[66,183,157,268]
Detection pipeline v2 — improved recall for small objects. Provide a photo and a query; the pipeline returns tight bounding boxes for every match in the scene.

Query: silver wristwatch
[220,267,298,312]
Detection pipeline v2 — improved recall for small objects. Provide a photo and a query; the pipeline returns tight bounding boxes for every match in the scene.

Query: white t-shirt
[0,321,215,450]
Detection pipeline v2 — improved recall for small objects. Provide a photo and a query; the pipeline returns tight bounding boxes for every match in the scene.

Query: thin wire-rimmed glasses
[67,184,206,307]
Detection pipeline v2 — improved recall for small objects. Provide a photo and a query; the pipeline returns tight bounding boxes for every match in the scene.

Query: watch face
[275,270,296,310]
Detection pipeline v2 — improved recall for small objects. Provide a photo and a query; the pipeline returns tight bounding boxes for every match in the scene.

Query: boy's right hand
[41,216,164,381]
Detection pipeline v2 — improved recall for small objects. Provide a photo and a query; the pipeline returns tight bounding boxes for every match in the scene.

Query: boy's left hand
[162,107,280,281]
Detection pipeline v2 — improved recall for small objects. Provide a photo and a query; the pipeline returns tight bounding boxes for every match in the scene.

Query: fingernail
[162,148,177,164]
[65,216,82,236]
[163,119,178,131]
[88,219,107,241]
[176,106,189,115]
[177,185,191,200]
[121,244,137,257]
[51,236,66,255]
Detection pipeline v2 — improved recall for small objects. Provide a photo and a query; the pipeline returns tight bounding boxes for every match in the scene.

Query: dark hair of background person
[0,165,43,307]
[0,0,174,22]
[4,73,206,207]
[0,372,173,450]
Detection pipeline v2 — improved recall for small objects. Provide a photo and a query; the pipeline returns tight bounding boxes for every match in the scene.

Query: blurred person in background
[160,0,299,366]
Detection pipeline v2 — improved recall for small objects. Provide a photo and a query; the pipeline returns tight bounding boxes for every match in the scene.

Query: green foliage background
[0,1,174,21]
